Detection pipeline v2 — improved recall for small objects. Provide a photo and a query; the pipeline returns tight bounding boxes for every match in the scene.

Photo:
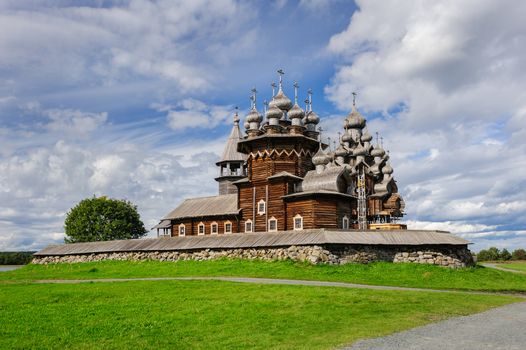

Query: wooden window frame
[268,217,278,232]
[198,222,205,236]
[293,214,303,230]
[224,221,232,234]
[342,216,349,230]
[211,222,218,235]
[257,199,266,215]
[178,223,186,237]
[245,220,253,233]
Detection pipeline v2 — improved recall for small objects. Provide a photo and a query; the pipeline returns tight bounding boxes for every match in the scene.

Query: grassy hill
[1,260,525,349]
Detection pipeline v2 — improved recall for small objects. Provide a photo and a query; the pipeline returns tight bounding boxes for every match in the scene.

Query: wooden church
[154,70,406,237]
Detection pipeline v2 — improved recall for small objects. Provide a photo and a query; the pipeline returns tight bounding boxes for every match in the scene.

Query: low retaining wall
[32,244,474,268]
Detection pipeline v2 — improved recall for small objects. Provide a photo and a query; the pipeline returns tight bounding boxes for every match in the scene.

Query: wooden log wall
[171,217,239,237]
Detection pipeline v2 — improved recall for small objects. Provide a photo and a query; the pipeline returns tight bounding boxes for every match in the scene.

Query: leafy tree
[477,247,500,261]
[64,196,147,243]
[499,248,512,261]
[512,248,526,261]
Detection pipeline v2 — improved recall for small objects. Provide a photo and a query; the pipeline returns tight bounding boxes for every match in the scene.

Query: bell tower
[215,108,247,195]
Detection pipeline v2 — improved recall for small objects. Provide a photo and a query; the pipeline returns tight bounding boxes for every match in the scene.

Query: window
[211,222,218,235]
[245,220,253,233]
[268,217,277,232]
[178,224,185,236]
[257,199,266,215]
[224,221,232,234]
[293,214,303,230]
[342,216,349,230]
[198,222,205,235]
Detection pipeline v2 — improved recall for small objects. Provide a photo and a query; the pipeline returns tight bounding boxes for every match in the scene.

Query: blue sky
[1,0,525,252]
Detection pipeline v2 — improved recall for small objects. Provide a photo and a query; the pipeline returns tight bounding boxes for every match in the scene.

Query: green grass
[2,259,526,292]
[0,280,519,349]
[498,261,526,272]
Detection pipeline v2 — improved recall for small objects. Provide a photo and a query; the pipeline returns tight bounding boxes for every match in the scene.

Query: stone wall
[32,244,474,268]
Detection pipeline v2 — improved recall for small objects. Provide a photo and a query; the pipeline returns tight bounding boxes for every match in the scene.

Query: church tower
[215,109,247,195]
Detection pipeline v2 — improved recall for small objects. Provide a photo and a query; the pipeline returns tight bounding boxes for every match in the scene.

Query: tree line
[477,247,526,262]
[0,252,35,265]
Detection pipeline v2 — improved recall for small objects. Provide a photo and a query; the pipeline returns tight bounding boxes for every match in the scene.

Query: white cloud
[326,0,526,250]
[152,98,234,131]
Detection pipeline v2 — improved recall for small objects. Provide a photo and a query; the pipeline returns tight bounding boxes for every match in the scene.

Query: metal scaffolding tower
[357,166,367,230]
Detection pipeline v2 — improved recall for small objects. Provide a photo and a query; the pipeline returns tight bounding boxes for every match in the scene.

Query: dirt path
[343,301,526,350]
[25,276,525,298]
[480,263,526,274]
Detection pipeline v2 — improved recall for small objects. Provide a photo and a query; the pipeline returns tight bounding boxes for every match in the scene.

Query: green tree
[477,247,500,261]
[512,248,526,261]
[64,197,147,243]
[499,248,512,261]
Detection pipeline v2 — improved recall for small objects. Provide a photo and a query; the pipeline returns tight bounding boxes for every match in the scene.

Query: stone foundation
[32,244,474,268]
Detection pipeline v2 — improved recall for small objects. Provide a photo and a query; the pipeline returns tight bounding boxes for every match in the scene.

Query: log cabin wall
[171,217,239,237]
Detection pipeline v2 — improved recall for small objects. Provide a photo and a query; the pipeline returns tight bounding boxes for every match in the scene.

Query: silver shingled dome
[288,103,305,120]
[312,147,330,166]
[273,88,293,111]
[370,146,385,157]
[245,107,262,123]
[346,106,366,129]
[306,110,320,125]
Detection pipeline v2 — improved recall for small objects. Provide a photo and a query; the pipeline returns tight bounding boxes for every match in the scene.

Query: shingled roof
[163,194,239,220]
[217,119,246,164]
[34,229,471,256]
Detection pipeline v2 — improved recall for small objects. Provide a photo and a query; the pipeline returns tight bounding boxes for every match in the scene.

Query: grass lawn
[1,259,526,292]
[498,261,526,272]
[0,279,520,349]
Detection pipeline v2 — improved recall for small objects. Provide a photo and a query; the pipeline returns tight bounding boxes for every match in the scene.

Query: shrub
[477,247,500,261]
[512,249,526,261]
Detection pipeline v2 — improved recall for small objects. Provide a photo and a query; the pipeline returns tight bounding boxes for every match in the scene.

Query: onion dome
[346,105,366,129]
[306,110,320,125]
[382,162,393,175]
[370,146,385,157]
[244,120,250,130]
[342,133,352,143]
[288,103,305,120]
[265,103,282,120]
[335,144,347,158]
[312,147,330,166]
[361,130,373,142]
[353,142,366,156]
[246,107,262,123]
[343,119,349,129]
[273,88,293,111]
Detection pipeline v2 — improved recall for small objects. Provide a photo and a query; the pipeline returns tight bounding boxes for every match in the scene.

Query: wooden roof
[163,194,239,220]
[217,121,246,164]
[35,229,470,256]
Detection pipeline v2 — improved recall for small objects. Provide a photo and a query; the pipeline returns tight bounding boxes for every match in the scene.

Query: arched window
[257,199,266,215]
[342,215,349,230]
[211,222,218,235]
[198,222,205,235]
[224,221,232,234]
[245,219,253,233]
[293,214,303,230]
[178,223,186,236]
[268,217,278,232]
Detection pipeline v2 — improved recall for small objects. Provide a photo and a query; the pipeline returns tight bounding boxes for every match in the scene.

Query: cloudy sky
[1,0,525,252]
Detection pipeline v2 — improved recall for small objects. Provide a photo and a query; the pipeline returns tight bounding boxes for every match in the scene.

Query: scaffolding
[357,166,367,230]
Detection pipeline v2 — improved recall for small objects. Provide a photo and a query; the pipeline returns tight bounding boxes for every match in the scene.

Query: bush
[477,247,500,261]
[64,196,147,243]
[0,252,35,265]
[512,249,526,261]
[499,248,512,261]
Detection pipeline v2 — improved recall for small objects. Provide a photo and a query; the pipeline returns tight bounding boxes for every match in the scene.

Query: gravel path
[481,263,526,274]
[344,301,526,350]
[24,276,523,298]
